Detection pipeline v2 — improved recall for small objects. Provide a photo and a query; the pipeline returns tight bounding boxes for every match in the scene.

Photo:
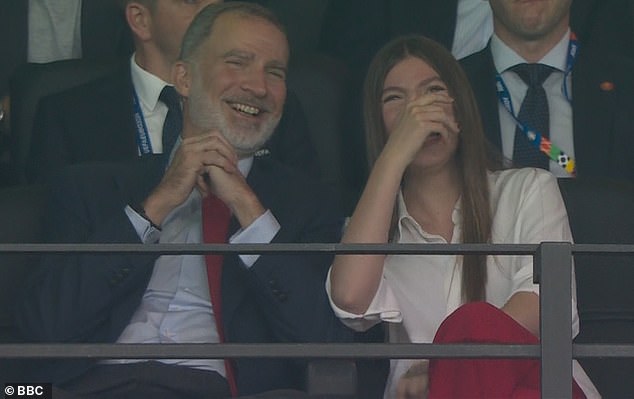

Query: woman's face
[381,56,459,170]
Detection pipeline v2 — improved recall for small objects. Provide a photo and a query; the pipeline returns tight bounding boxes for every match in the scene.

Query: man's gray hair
[179,1,287,62]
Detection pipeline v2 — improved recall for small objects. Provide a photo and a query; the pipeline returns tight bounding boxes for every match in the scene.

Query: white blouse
[327,168,600,398]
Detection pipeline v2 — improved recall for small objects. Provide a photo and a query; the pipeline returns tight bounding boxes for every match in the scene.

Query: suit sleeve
[15,166,158,343]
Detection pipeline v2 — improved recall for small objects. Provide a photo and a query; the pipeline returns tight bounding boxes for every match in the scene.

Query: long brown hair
[363,35,494,302]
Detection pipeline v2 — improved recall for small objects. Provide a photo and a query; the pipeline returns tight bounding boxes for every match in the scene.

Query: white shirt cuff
[325,267,402,332]
[125,205,161,243]
[229,209,280,268]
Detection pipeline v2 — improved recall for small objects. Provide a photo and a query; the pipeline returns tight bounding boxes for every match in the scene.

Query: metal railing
[2,241,634,398]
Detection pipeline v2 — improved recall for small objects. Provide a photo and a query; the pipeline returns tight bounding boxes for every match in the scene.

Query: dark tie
[159,86,182,160]
[511,63,555,170]
[201,193,239,397]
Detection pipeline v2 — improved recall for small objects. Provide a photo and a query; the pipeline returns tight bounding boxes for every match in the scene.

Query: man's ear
[173,61,192,98]
[126,2,152,41]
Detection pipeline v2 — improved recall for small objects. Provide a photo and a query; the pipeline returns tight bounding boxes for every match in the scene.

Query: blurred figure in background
[461,0,634,182]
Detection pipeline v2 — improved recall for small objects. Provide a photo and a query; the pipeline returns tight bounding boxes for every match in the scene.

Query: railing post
[535,242,573,399]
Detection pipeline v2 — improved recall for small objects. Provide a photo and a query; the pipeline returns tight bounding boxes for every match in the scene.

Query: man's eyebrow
[223,49,254,60]
[223,50,286,67]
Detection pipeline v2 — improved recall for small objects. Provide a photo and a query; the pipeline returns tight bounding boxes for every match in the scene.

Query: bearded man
[13,3,351,398]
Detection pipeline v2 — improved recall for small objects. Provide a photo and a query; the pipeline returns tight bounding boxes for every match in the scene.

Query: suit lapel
[572,49,618,177]
[461,45,503,150]
[119,66,139,157]
[221,156,282,331]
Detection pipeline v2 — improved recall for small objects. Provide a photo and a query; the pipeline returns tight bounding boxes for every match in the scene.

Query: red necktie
[202,193,239,397]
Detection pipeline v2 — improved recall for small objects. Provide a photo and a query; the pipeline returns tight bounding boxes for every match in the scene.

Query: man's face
[149,0,221,63]
[186,13,288,157]
[489,0,572,41]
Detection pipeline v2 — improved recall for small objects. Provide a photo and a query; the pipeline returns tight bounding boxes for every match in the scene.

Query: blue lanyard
[494,32,579,175]
[132,87,153,155]
[561,31,579,103]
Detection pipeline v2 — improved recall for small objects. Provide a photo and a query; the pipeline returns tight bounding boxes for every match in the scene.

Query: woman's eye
[428,85,447,93]
[382,94,401,103]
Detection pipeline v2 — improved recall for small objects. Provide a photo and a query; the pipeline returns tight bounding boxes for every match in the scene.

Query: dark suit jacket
[14,155,352,394]
[460,42,634,184]
[26,63,320,183]
[0,0,132,96]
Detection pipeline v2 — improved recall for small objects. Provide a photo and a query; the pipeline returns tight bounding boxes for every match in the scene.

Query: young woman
[327,35,599,399]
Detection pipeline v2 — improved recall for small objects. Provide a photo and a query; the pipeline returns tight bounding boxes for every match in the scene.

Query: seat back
[8,59,122,184]
[558,177,634,398]
[0,184,47,342]
[260,0,329,55]
[287,52,356,212]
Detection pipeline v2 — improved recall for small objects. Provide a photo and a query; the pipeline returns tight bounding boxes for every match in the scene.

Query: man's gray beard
[188,80,279,156]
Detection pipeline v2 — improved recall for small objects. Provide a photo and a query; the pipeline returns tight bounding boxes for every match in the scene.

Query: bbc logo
[4,384,52,399]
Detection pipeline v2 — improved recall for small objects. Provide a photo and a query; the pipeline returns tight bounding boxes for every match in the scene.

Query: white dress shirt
[491,30,575,178]
[452,0,493,59]
[110,156,281,374]
[129,54,172,154]
[327,168,599,398]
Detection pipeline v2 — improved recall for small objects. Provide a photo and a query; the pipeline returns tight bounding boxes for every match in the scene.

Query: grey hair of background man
[179,1,287,64]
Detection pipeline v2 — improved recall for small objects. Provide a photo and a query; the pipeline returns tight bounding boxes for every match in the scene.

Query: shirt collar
[237,156,254,177]
[130,53,172,111]
[395,190,414,242]
[491,28,570,73]
[394,190,463,242]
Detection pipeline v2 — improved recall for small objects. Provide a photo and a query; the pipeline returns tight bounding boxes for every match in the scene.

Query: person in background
[0,0,131,97]
[0,0,132,187]
[327,35,599,398]
[460,0,634,182]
